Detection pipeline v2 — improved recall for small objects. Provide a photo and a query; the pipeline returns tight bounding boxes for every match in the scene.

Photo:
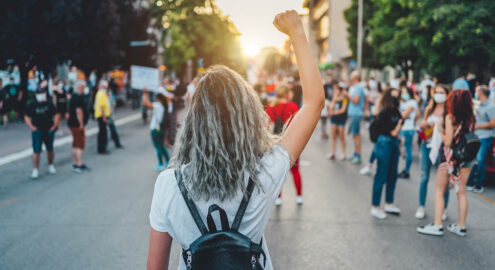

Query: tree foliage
[152,0,246,77]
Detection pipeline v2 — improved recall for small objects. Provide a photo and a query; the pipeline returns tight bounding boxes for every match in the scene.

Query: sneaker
[72,165,82,174]
[398,171,410,179]
[360,166,371,175]
[415,207,425,219]
[351,156,362,165]
[275,198,282,206]
[327,153,335,160]
[370,207,387,219]
[384,204,401,215]
[296,196,303,205]
[31,169,39,179]
[48,165,57,175]
[153,164,166,172]
[471,185,484,193]
[79,164,91,172]
[417,223,444,236]
[466,185,474,192]
[447,223,467,237]
[442,212,448,221]
[339,155,346,161]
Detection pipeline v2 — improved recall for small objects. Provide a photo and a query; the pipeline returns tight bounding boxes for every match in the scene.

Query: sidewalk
[0,105,141,158]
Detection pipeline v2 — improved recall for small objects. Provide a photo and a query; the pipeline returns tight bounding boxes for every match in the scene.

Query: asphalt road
[0,117,494,270]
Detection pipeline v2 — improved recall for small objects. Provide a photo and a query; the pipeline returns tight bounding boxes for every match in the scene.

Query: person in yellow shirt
[95,80,111,154]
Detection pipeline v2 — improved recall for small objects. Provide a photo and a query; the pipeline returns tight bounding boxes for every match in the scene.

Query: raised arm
[274,10,325,163]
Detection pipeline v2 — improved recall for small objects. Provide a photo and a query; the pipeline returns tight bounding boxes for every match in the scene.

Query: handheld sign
[131,65,159,92]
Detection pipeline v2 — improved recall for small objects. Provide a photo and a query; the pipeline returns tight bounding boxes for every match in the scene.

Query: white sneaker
[384,204,401,215]
[296,196,303,205]
[31,169,39,179]
[339,155,346,161]
[360,166,371,175]
[370,207,387,219]
[447,223,467,237]
[417,223,444,236]
[275,198,282,206]
[415,207,425,219]
[48,164,57,175]
[442,212,448,221]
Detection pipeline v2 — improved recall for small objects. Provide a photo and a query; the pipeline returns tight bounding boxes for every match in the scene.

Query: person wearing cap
[24,81,60,179]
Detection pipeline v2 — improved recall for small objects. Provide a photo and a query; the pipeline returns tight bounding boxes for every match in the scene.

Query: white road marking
[0,113,141,167]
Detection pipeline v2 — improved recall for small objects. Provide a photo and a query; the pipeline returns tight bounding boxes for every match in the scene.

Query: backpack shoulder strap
[175,170,208,235]
[231,178,255,231]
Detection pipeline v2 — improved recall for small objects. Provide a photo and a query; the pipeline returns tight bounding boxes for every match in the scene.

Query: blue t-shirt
[347,84,365,117]
[452,78,469,90]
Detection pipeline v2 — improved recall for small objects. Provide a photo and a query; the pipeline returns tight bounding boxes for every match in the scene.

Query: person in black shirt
[370,88,403,219]
[0,78,8,127]
[68,81,90,173]
[2,77,22,122]
[24,88,60,179]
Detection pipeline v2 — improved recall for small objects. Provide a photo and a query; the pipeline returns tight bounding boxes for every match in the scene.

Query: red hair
[445,89,474,129]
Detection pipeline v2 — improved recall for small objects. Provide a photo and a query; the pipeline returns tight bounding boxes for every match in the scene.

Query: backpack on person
[452,132,480,164]
[368,116,380,143]
[272,104,287,135]
[175,170,266,270]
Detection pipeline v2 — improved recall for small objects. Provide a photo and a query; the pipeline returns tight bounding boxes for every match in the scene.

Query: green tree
[152,0,245,77]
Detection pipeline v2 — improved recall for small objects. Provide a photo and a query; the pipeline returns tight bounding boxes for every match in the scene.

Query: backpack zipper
[186,250,192,269]
[251,255,257,269]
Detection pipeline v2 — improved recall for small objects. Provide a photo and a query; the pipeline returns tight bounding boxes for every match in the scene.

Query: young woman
[328,84,348,160]
[147,11,324,270]
[415,85,450,219]
[398,86,418,179]
[370,88,403,219]
[142,89,170,171]
[360,90,384,175]
[53,80,68,135]
[266,84,303,205]
[417,89,475,236]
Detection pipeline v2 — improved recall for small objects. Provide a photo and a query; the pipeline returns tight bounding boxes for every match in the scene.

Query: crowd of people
[249,66,495,238]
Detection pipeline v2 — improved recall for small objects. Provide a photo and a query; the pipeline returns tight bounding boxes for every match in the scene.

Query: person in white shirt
[185,77,199,101]
[398,82,418,179]
[419,74,436,103]
[147,10,325,270]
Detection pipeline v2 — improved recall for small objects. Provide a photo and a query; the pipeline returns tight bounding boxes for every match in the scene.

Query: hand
[31,126,38,132]
[273,10,304,37]
[49,125,57,132]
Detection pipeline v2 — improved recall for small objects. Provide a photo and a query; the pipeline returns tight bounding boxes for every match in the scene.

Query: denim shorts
[348,115,362,135]
[32,130,55,153]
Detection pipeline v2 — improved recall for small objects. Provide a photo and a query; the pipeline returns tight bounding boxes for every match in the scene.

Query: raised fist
[273,10,304,37]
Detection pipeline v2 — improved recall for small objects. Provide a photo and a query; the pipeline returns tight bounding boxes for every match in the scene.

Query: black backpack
[453,132,480,163]
[175,170,266,270]
[272,104,287,135]
[368,116,380,143]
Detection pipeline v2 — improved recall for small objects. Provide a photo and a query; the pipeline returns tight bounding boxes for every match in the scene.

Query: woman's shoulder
[154,169,179,196]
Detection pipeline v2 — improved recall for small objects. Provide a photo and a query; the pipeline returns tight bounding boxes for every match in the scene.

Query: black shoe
[72,165,82,174]
[116,145,124,149]
[79,164,91,172]
[98,150,110,155]
[398,171,410,179]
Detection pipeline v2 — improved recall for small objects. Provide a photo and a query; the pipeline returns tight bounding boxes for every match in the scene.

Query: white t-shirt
[149,145,291,270]
[150,102,164,130]
[400,99,418,131]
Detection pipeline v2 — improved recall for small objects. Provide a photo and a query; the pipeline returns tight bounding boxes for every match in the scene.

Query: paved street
[1,112,495,269]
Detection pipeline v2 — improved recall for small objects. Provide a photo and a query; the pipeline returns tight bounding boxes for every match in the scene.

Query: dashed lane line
[0,113,141,168]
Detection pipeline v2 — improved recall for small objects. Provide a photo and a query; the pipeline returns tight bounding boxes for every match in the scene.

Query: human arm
[439,114,454,147]
[344,89,361,105]
[76,108,84,128]
[390,119,403,137]
[273,10,325,163]
[146,228,172,270]
[475,118,495,130]
[24,115,37,131]
[336,99,348,115]
[50,113,61,132]
[141,88,154,109]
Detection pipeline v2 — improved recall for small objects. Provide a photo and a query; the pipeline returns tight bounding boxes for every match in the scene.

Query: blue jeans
[467,137,493,187]
[400,130,415,173]
[419,142,449,207]
[372,135,400,206]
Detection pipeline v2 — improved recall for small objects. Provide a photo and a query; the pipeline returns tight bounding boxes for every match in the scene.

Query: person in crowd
[415,85,450,219]
[489,75,495,99]
[398,82,418,179]
[328,83,348,160]
[2,77,22,122]
[159,78,177,146]
[266,83,303,205]
[466,72,477,97]
[147,11,324,270]
[185,76,199,101]
[291,75,303,108]
[24,87,60,179]
[419,74,435,105]
[0,78,9,128]
[370,88,403,219]
[52,80,68,136]
[141,88,171,171]
[106,84,123,149]
[320,93,330,139]
[68,81,90,173]
[253,83,269,110]
[343,70,365,164]
[417,90,475,237]
[94,80,111,154]
[467,85,495,193]
[452,73,469,90]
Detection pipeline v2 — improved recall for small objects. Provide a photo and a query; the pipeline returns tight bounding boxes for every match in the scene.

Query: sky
[216,0,306,55]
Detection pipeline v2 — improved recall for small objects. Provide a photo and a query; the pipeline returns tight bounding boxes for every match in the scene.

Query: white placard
[130,65,159,92]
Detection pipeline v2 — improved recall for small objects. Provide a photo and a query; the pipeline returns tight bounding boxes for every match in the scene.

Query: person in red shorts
[68,81,90,173]
[266,83,303,205]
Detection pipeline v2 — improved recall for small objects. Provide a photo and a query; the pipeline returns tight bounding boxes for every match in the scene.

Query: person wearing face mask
[370,88,403,219]
[24,88,60,179]
[415,85,450,219]
[398,81,418,179]
[52,80,68,136]
[466,85,495,193]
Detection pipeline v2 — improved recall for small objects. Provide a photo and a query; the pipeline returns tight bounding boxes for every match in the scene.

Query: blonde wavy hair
[172,65,279,201]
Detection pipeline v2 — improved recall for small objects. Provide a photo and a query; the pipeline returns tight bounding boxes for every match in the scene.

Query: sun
[241,37,261,56]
